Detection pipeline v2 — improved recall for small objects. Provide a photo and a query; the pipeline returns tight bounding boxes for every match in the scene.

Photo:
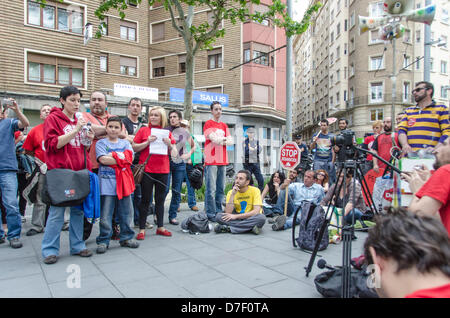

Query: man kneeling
[215,170,266,235]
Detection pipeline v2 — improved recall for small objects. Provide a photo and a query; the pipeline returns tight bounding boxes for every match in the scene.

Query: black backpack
[292,201,329,251]
[181,212,210,234]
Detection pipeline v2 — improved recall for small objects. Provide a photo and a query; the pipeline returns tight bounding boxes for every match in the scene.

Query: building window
[403,82,410,102]
[152,22,165,42]
[441,35,448,48]
[27,52,84,87]
[152,58,164,77]
[27,0,83,34]
[178,54,186,74]
[442,86,449,98]
[244,84,274,107]
[416,58,420,70]
[369,56,384,71]
[370,29,382,44]
[350,12,355,27]
[416,30,421,43]
[100,55,108,72]
[207,48,222,69]
[370,109,384,121]
[120,56,137,76]
[350,63,355,76]
[252,43,271,66]
[100,17,108,36]
[370,1,384,17]
[403,56,411,69]
[403,29,411,43]
[370,82,383,103]
[441,61,448,74]
[442,8,449,24]
[120,21,137,41]
[336,23,341,36]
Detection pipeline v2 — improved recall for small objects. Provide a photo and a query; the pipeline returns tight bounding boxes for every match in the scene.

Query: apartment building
[0,0,290,174]
[294,0,449,141]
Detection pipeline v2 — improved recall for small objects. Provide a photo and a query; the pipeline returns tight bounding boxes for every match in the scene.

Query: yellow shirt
[226,186,263,214]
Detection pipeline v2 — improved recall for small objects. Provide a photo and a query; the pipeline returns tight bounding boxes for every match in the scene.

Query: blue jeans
[243,163,264,192]
[204,165,226,220]
[344,208,363,225]
[273,189,296,217]
[41,205,86,258]
[165,161,186,221]
[0,171,21,240]
[97,195,135,246]
[132,184,142,226]
[184,165,196,208]
[314,160,336,184]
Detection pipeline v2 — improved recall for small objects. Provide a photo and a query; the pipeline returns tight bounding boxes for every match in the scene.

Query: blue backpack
[292,201,329,251]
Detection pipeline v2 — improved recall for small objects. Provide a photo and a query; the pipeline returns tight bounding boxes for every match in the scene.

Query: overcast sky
[293,0,310,21]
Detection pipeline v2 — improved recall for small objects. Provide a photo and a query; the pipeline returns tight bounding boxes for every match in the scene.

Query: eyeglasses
[317,173,326,177]
[412,87,427,94]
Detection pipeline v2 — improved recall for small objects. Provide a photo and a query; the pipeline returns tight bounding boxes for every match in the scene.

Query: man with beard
[398,81,450,156]
[372,117,400,173]
[402,137,450,235]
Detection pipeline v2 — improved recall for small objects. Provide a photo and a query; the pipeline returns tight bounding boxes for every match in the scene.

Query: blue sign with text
[169,87,229,107]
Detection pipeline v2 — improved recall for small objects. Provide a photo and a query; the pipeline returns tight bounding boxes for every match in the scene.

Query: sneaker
[119,239,139,248]
[136,232,145,240]
[74,249,93,257]
[268,214,281,224]
[145,222,154,229]
[9,238,23,249]
[96,244,108,254]
[272,215,286,231]
[26,229,42,236]
[43,255,58,265]
[214,224,231,234]
[251,225,261,235]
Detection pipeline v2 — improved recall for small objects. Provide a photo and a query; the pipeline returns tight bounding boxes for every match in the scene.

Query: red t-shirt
[372,132,399,170]
[364,135,376,161]
[133,125,175,174]
[23,123,45,162]
[415,164,450,236]
[203,119,230,166]
[405,283,450,298]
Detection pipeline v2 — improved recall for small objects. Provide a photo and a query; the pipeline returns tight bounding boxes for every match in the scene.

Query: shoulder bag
[132,153,151,185]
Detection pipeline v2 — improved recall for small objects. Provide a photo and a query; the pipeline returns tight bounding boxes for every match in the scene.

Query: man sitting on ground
[214,170,266,235]
[272,170,325,231]
[364,208,450,298]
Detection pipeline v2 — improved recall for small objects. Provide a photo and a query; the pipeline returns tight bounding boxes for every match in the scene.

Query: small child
[95,116,139,253]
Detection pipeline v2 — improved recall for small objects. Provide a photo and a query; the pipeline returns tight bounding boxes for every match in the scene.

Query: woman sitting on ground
[315,169,329,194]
[261,170,285,217]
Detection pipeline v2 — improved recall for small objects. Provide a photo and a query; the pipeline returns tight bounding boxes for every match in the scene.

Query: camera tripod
[304,147,401,298]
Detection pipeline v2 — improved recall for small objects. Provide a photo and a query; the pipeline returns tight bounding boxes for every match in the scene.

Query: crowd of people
[0,81,449,297]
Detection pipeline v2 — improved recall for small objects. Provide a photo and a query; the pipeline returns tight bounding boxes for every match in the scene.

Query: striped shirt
[397,102,450,151]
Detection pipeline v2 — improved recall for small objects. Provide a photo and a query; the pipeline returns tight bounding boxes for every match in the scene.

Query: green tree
[37,0,321,120]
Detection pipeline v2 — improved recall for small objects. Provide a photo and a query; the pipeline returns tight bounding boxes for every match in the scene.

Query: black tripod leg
[357,166,378,216]
[305,166,346,277]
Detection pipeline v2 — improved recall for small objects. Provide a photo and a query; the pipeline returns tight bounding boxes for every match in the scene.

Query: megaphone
[383,0,415,16]
[359,16,389,34]
[405,4,436,25]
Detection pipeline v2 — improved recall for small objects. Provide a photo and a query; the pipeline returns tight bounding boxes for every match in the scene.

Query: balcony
[346,94,415,109]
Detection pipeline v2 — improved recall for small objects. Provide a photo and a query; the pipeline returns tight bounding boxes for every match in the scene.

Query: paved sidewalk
[0,202,368,298]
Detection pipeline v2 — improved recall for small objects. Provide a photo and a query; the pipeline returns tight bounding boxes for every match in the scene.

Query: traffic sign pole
[279,142,302,217]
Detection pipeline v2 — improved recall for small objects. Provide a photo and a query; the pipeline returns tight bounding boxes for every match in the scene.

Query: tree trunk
[184,49,195,121]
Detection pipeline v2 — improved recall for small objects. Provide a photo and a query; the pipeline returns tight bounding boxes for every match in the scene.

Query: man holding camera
[0,98,30,248]
[311,119,336,184]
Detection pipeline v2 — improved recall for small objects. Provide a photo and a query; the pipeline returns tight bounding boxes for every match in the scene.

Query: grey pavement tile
[153,259,211,279]
[90,245,137,265]
[270,260,324,288]
[169,236,213,252]
[41,256,102,284]
[186,277,267,298]
[232,247,298,267]
[170,268,225,289]
[116,276,194,298]
[96,257,162,285]
[215,259,288,289]
[187,246,242,266]
[0,238,38,261]
[129,245,190,266]
[0,256,42,281]
[48,274,123,298]
[255,278,323,298]
[203,235,257,252]
[0,274,52,298]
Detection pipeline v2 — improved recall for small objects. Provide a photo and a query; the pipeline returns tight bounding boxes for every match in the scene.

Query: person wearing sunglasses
[397,81,450,156]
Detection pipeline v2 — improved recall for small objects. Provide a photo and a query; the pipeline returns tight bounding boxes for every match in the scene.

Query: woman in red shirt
[133,106,177,239]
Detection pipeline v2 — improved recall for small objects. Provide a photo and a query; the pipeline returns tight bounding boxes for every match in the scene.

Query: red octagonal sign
[280,142,301,170]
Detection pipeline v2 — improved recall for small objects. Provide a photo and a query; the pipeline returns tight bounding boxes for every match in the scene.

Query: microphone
[317,259,334,270]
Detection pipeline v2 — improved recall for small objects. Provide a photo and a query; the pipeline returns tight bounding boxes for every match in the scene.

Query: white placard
[149,128,170,155]
[400,158,435,194]
[114,83,158,100]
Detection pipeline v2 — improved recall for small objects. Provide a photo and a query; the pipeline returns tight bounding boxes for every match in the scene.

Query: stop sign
[280,142,301,170]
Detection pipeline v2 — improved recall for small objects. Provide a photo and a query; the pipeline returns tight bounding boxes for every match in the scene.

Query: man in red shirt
[372,117,400,173]
[402,136,450,235]
[364,208,450,298]
[203,101,233,221]
[22,104,51,236]
[362,120,382,175]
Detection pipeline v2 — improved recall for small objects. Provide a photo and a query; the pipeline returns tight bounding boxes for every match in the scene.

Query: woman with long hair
[133,106,177,240]
[315,169,329,194]
[261,170,285,217]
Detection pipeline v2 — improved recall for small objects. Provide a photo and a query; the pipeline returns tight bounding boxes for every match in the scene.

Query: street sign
[279,142,301,170]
